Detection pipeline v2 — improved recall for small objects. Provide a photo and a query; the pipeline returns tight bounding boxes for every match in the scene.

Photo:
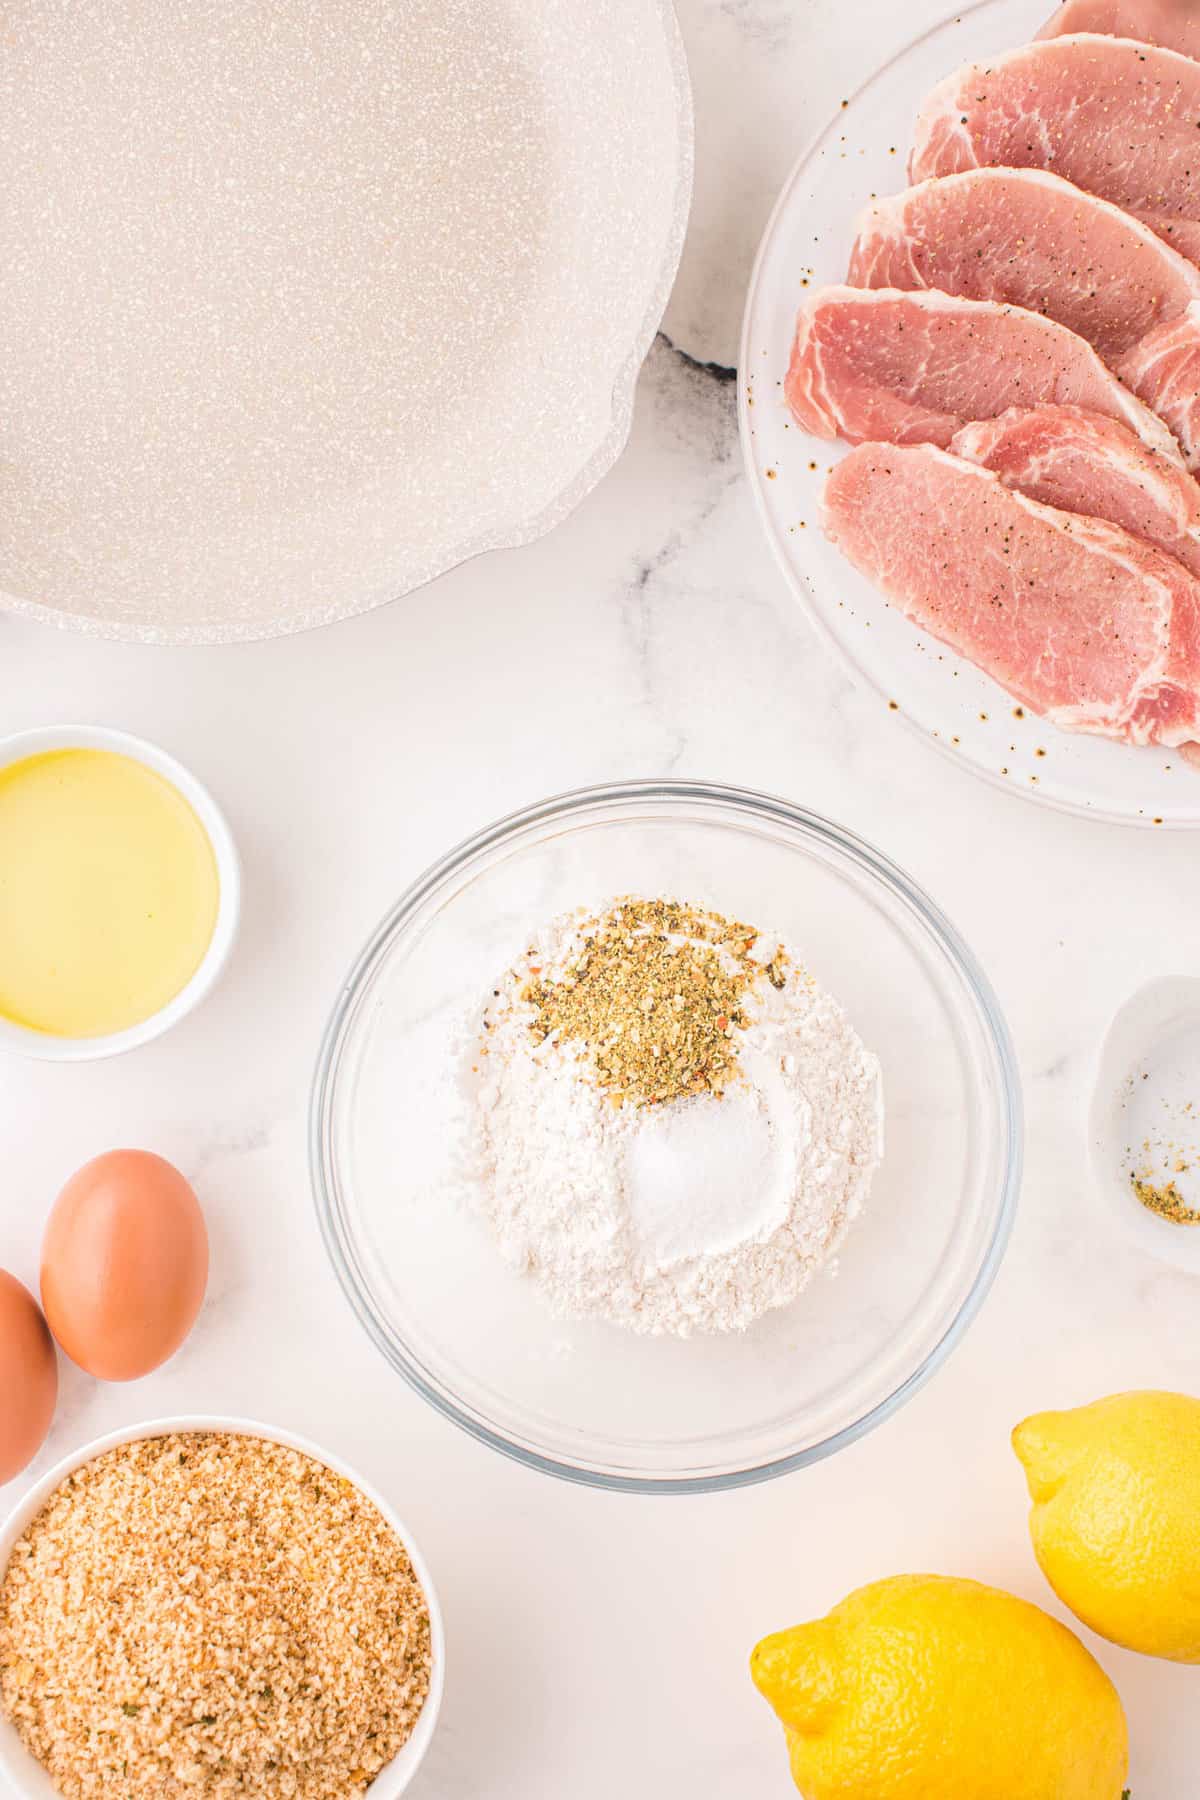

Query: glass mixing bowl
[311,781,1020,1492]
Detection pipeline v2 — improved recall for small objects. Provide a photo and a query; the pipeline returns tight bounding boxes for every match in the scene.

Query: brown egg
[41,1150,208,1381]
[0,1269,58,1484]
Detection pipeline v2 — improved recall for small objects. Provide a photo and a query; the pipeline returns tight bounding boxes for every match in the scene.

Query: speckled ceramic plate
[0,0,691,644]
[740,0,1200,829]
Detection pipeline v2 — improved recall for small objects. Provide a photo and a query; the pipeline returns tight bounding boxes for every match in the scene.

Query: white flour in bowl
[468,899,883,1337]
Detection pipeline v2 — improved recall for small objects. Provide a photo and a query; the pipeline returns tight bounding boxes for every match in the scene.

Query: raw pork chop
[786,287,1182,462]
[849,169,1200,362]
[910,36,1200,266]
[952,406,1200,577]
[822,443,1200,748]
[849,169,1200,464]
[1039,0,1200,60]
[1117,303,1200,470]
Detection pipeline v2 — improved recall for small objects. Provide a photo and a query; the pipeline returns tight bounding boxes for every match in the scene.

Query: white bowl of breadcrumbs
[0,1417,444,1800]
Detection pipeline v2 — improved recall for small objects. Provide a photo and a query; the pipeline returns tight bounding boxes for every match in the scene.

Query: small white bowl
[1090,977,1200,1274]
[0,725,240,1061]
[0,1416,446,1799]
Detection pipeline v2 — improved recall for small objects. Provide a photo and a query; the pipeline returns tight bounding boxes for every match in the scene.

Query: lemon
[1014,1389,1200,1662]
[750,1573,1128,1799]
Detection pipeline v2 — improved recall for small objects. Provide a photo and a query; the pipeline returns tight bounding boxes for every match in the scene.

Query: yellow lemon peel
[750,1573,1128,1799]
[1014,1389,1200,1664]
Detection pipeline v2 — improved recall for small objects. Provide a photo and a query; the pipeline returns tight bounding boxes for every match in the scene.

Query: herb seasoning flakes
[522,897,788,1108]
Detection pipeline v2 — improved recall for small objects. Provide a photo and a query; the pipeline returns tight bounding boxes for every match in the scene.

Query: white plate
[0,0,691,644]
[739,0,1200,829]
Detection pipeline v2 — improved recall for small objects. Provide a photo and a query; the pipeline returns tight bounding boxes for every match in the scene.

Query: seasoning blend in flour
[470,897,883,1337]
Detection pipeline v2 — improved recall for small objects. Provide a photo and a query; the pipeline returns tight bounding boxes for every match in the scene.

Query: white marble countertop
[2,0,1198,1792]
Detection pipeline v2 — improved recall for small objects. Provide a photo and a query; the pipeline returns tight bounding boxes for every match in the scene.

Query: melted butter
[0,749,219,1037]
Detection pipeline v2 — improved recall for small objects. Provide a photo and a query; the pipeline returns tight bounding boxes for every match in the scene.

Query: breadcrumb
[0,1433,432,1799]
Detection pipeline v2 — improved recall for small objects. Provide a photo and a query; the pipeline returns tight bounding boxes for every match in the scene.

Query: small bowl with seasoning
[0,725,239,1061]
[1091,977,1200,1274]
[0,1415,444,1800]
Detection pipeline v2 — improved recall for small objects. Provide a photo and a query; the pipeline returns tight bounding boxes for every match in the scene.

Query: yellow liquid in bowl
[0,749,220,1038]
